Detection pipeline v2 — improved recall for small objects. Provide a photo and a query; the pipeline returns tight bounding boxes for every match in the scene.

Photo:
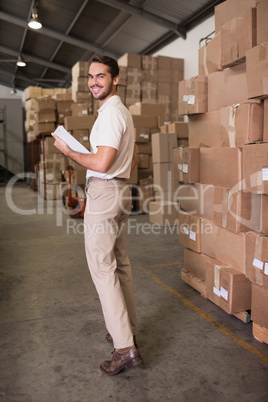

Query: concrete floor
[0,181,268,402]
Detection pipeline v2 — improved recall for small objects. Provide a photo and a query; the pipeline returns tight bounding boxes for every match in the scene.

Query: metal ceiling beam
[0,45,70,73]
[0,67,51,88]
[96,0,186,38]
[0,10,120,59]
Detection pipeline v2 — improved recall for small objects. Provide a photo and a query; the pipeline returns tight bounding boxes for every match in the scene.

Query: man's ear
[113,76,119,85]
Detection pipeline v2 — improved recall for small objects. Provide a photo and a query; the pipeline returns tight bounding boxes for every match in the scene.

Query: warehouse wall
[153,15,215,79]
[0,97,24,175]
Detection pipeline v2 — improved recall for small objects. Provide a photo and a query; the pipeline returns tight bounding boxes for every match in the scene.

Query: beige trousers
[84,177,137,349]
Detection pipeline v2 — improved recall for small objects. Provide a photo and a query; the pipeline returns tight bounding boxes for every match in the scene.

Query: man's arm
[51,133,117,173]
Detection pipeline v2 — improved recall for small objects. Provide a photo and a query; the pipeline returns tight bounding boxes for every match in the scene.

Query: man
[52,55,141,375]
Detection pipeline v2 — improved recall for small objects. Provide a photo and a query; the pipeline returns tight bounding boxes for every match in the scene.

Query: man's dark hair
[91,55,119,79]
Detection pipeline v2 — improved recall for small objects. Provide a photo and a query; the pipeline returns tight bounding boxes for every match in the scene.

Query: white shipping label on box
[262,168,268,181]
[213,287,221,297]
[264,262,268,276]
[183,95,189,102]
[188,95,195,105]
[220,287,228,301]
[183,227,189,235]
[253,258,263,270]
[182,164,188,173]
[189,230,196,241]
[178,163,183,171]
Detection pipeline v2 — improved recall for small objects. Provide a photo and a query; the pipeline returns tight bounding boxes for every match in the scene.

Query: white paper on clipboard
[54,125,90,154]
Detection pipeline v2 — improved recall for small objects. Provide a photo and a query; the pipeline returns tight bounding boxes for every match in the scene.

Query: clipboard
[54,125,90,154]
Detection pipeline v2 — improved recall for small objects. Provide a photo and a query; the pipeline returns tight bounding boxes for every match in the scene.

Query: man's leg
[84,180,134,349]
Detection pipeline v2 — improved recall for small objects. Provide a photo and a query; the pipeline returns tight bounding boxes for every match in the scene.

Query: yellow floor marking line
[138,264,268,366]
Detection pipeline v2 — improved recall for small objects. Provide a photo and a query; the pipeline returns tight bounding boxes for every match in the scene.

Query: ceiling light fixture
[16,56,26,67]
[28,7,42,30]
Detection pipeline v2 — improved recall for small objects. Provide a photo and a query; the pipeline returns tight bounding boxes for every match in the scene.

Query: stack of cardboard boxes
[175,0,268,343]
[118,53,184,122]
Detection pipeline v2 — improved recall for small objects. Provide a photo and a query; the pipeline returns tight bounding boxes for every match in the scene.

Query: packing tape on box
[213,264,225,297]
[253,235,264,286]
[203,40,208,76]
[228,104,239,147]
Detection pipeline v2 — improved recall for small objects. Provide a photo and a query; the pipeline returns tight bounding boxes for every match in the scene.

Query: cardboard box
[178,76,208,115]
[188,103,263,148]
[55,92,72,101]
[137,154,150,169]
[142,55,158,70]
[134,128,150,142]
[201,218,246,274]
[207,63,249,112]
[72,61,89,78]
[251,283,268,330]
[35,97,56,111]
[72,92,92,103]
[200,147,242,189]
[142,69,158,84]
[24,86,43,100]
[131,115,159,129]
[246,42,268,99]
[73,129,90,143]
[64,115,95,131]
[34,122,55,136]
[157,56,172,70]
[206,264,251,314]
[198,32,222,76]
[176,183,214,220]
[183,249,211,282]
[43,137,61,155]
[167,122,188,139]
[173,147,200,184]
[257,0,268,45]
[71,102,89,116]
[56,100,73,114]
[243,143,268,194]
[215,0,257,34]
[129,102,166,117]
[178,210,202,253]
[157,69,172,84]
[72,78,88,92]
[127,67,142,85]
[153,162,174,193]
[136,143,152,155]
[213,187,261,233]
[152,132,177,163]
[245,231,268,286]
[35,109,56,123]
[141,82,157,103]
[221,8,256,69]
[118,53,141,68]
[149,201,178,226]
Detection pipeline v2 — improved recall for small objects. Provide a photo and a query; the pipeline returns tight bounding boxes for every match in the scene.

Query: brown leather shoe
[105,333,138,348]
[100,346,142,376]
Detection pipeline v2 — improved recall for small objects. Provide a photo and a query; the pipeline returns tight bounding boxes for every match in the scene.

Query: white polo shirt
[86,95,135,180]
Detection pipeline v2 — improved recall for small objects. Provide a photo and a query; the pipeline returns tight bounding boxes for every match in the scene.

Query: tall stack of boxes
[118,53,184,121]
[24,86,43,142]
[175,0,268,343]
[71,61,92,107]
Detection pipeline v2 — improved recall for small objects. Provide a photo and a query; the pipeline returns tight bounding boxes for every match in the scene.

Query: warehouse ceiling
[0,0,224,92]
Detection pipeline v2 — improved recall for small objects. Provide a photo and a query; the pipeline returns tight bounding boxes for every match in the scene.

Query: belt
[86,176,127,184]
